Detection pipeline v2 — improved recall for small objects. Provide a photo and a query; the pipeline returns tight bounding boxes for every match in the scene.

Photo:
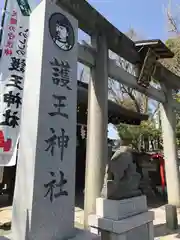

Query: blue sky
[0,0,177,41]
[87,0,174,41]
[0,0,177,139]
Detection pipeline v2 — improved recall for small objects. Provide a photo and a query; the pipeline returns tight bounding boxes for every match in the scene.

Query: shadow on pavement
[147,195,167,209]
[176,233,180,239]
[0,223,11,232]
[154,223,180,238]
[75,192,84,210]
[0,195,11,209]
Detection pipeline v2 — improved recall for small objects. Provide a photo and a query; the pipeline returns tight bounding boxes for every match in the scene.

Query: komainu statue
[101,140,142,200]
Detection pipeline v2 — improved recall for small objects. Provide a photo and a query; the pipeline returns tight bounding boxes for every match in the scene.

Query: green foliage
[118,115,180,151]
[160,37,180,76]
[117,120,162,151]
[113,29,180,152]
[173,91,180,103]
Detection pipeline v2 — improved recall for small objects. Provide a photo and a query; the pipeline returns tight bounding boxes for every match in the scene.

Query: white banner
[0,0,38,166]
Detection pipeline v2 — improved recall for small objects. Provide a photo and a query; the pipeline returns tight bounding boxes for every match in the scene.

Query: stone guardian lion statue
[101,140,142,200]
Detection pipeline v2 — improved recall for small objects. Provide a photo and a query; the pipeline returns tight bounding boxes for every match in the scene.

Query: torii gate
[56,0,180,228]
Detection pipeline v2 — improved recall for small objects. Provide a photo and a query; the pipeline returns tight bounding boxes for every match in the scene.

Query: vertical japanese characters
[0,5,30,158]
[0,26,28,129]
[44,57,72,203]
[0,0,37,166]
[4,10,17,56]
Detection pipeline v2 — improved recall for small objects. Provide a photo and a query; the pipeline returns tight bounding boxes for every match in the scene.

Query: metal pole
[0,0,8,55]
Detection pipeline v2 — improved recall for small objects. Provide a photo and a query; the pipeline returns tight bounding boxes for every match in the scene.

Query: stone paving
[152,205,180,239]
[1,195,180,239]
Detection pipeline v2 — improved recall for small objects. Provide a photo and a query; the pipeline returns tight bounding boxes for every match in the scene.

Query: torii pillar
[160,86,180,207]
[84,34,108,229]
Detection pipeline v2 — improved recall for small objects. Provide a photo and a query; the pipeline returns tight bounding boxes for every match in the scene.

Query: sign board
[0,0,38,166]
[11,1,78,239]
[137,48,157,88]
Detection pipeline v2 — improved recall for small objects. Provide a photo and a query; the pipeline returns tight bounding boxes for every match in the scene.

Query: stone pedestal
[88,196,154,240]
[70,229,101,240]
[1,231,101,240]
[165,204,178,230]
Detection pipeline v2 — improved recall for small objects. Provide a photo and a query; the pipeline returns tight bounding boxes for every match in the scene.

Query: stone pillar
[160,87,180,206]
[11,1,78,239]
[84,34,108,228]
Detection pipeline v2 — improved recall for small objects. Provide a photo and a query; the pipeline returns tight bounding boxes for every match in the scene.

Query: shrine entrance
[6,0,180,239]
[75,81,148,195]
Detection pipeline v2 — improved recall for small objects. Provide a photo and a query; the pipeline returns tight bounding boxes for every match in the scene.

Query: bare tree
[160,0,180,77]
[164,0,180,35]
[80,30,157,115]
[108,29,150,114]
